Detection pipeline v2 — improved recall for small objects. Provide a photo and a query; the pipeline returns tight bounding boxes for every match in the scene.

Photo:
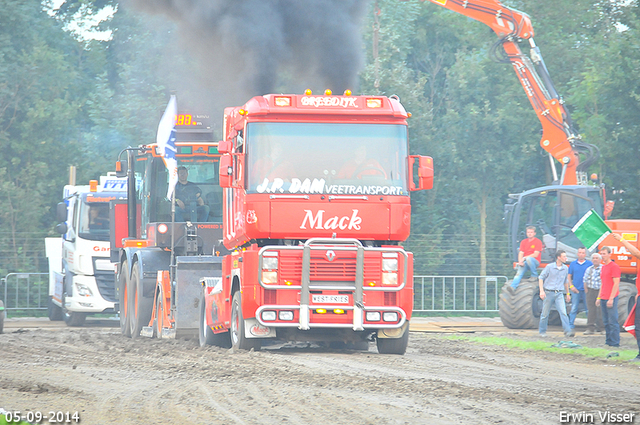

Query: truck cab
[47,174,127,326]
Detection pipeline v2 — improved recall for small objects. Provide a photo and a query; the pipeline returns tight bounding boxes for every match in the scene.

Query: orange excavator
[407,0,638,328]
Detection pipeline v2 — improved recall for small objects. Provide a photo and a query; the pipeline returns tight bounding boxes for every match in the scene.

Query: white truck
[46,174,127,326]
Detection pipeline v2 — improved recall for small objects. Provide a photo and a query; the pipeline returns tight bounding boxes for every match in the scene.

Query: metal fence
[1,272,508,317]
[413,275,508,312]
[1,273,49,317]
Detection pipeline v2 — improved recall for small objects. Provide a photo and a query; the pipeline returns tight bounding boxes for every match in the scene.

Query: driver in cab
[337,145,387,179]
[174,166,209,222]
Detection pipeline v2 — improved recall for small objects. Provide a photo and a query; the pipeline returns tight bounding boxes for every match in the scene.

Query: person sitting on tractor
[174,166,209,222]
[509,226,543,291]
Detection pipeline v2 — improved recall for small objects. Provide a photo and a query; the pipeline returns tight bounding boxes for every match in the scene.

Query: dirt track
[1,318,638,425]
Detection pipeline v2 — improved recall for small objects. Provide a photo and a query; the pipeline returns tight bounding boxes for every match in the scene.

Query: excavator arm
[416,0,599,185]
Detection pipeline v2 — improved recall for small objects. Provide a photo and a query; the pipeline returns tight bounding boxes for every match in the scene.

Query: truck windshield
[77,200,110,241]
[245,123,408,196]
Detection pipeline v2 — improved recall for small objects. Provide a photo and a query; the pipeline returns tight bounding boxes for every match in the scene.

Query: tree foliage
[0,0,638,277]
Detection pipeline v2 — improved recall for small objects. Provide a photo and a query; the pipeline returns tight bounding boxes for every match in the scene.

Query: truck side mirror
[56,202,68,222]
[409,155,434,191]
[218,140,232,154]
[115,160,128,178]
[219,154,233,188]
[55,222,68,235]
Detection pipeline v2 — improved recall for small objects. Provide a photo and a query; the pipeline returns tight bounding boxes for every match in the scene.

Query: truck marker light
[366,98,382,108]
[274,96,291,107]
[333,309,345,314]
[238,109,247,116]
[262,311,277,321]
[304,89,312,95]
[324,89,332,96]
[279,311,294,321]
[89,180,98,192]
[158,223,168,234]
[366,311,381,322]
[315,308,327,314]
[368,282,376,287]
[343,89,352,96]
[383,312,399,322]
[285,281,293,286]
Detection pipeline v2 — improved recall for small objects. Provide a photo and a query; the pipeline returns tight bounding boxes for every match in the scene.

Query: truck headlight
[261,311,277,321]
[75,283,93,297]
[366,311,381,322]
[382,258,398,272]
[278,311,294,321]
[382,272,398,285]
[382,312,398,322]
[262,271,278,284]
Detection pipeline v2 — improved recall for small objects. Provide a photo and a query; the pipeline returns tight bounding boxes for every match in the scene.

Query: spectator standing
[583,253,604,335]
[611,233,640,361]
[567,247,592,330]
[538,250,573,338]
[510,226,543,290]
[596,246,621,347]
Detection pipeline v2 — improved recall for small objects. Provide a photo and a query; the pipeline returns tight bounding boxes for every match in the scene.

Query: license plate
[312,295,349,304]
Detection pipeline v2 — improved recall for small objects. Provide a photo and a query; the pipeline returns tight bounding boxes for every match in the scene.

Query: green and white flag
[571,209,611,251]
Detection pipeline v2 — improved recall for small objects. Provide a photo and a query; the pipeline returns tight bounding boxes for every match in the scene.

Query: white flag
[156,95,178,199]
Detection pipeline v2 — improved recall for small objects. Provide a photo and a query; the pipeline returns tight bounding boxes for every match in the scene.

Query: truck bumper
[64,275,115,313]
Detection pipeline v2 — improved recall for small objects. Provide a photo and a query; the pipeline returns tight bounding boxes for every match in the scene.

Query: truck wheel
[62,294,86,327]
[47,296,63,321]
[0,300,4,334]
[118,261,131,337]
[376,324,409,355]
[128,262,153,339]
[498,278,539,329]
[199,292,216,347]
[618,281,638,330]
[230,291,260,351]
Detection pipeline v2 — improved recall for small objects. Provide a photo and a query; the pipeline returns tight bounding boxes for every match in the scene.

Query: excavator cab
[505,185,604,263]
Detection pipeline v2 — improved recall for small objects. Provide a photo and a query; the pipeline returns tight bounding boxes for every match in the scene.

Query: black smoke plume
[128,0,370,103]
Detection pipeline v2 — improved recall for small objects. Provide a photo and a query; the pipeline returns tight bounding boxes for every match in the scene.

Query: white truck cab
[46,174,127,326]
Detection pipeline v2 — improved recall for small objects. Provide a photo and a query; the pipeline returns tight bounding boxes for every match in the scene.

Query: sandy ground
[1,316,638,425]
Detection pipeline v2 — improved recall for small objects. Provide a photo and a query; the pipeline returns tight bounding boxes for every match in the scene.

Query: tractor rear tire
[47,296,63,321]
[376,324,409,355]
[618,281,638,330]
[230,291,260,351]
[128,262,153,339]
[499,278,539,329]
[118,261,131,337]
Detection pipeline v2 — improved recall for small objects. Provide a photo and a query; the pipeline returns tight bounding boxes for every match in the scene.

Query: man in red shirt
[510,226,543,290]
[596,246,621,347]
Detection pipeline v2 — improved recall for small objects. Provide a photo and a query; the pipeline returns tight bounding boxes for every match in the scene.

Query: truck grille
[95,271,117,302]
[279,253,381,283]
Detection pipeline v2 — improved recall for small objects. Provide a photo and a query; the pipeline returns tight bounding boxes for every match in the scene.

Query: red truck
[115,92,433,355]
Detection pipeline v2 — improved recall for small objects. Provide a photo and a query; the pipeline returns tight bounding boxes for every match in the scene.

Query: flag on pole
[157,95,178,200]
[571,209,612,251]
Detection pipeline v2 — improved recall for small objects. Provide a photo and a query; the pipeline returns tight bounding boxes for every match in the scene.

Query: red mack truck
[205,91,433,354]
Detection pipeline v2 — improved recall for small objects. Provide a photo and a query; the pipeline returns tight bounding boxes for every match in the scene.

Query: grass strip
[443,335,638,361]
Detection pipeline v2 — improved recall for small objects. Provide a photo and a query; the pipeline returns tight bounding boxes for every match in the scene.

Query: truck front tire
[47,296,63,321]
[230,291,260,351]
[376,324,409,355]
[62,294,86,327]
